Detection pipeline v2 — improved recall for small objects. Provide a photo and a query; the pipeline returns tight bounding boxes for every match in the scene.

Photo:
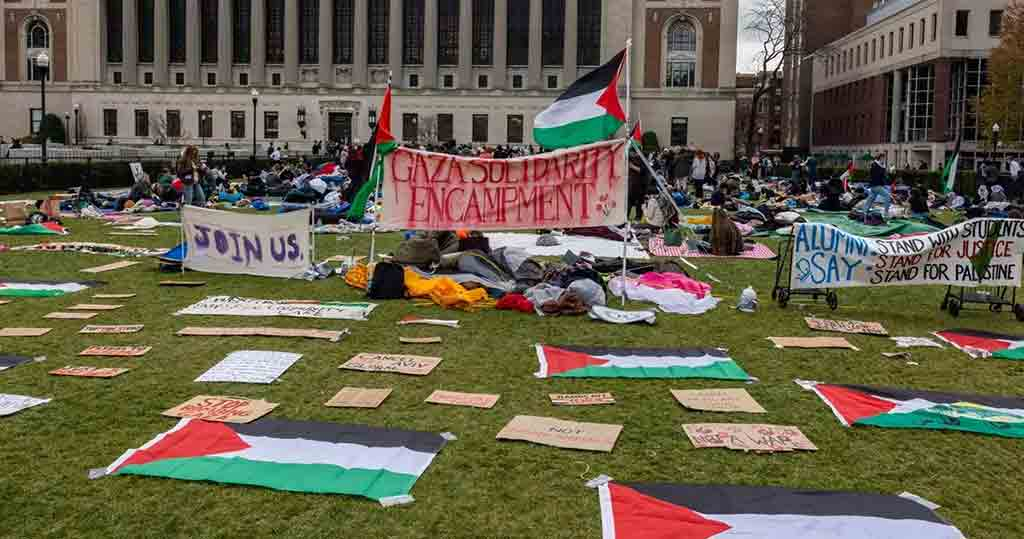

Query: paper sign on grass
[177,326,347,342]
[162,396,278,423]
[671,389,766,414]
[182,206,312,279]
[0,328,52,337]
[400,337,443,344]
[325,387,393,408]
[195,350,302,384]
[45,312,98,320]
[425,390,500,409]
[768,337,858,350]
[340,353,442,376]
[397,316,460,328]
[176,296,375,321]
[0,300,11,305]
[79,346,152,357]
[683,424,817,453]
[50,366,130,378]
[549,393,616,406]
[80,325,144,334]
[805,318,888,336]
[67,304,123,311]
[80,261,140,274]
[0,394,50,416]
[496,415,623,452]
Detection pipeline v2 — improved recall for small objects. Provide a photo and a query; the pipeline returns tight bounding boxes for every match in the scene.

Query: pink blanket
[638,272,712,299]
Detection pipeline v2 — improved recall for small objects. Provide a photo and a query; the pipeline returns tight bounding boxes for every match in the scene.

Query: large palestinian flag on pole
[533,49,626,149]
[799,381,1024,438]
[934,329,1024,359]
[105,418,447,500]
[597,482,965,539]
[0,279,95,297]
[535,345,751,380]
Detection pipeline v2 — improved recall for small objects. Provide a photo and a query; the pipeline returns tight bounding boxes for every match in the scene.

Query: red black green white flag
[535,345,751,380]
[597,482,965,538]
[799,381,1024,438]
[533,49,627,149]
[934,329,1024,359]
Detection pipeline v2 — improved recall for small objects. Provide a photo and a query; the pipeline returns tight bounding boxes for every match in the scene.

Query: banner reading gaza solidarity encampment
[381,140,627,230]
[790,219,1024,289]
[183,206,312,279]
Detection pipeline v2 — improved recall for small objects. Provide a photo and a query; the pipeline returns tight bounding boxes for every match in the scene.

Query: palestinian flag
[534,345,751,380]
[346,77,398,221]
[800,381,1024,438]
[597,482,965,539]
[840,161,855,192]
[630,121,642,144]
[0,279,95,298]
[533,49,626,149]
[106,418,447,500]
[941,136,961,194]
[934,329,1024,359]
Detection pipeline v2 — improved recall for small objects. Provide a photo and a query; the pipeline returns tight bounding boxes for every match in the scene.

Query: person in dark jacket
[628,154,650,221]
[863,155,892,219]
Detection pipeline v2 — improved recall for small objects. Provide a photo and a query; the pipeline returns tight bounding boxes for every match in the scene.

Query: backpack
[367,262,407,300]
[393,238,441,267]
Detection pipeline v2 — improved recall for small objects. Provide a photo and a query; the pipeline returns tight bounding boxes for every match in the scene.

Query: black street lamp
[251,88,259,160]
[63,113,70,148]
[73,103,80,146]
[200,112,210,148]
[992,123,1001,162]
[36,51,50,163]
[756,126,764,156]
[368,105,378,132]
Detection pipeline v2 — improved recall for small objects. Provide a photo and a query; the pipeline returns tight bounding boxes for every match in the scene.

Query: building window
[266,0,285,63]
[198,111,214,139]
[955,10,970,37]
[30,109,42,135]
[107,0,124,63]
[234,0,252,63]
[438,0,460,65]
[888,31,894,56]
[920,18,926,45]
[932,13,938,41]
[898,28,904,53]
[577,0,601,66]
[27,21,49,50]
[404,0,425,65]
[264,111,279,139]
[409,73,420,87]
[202,0,219,63]
[478,74,489,88]
[272,73,282,86]
[871,39,876,62]
[507,114,523,143]
[368,1,389,64]
[507,0,529,65]
[472,0,495,65]
[547,75,558,89]
[300,0,319,64]
[167,110,182,138]
[144,72,154,85]
[231,111,246,138]
[990,10,1003,36]
[139,0,155,63]
[879,35,885,59]
[402,113,419,142]
[512,74,524,89]
[542,0,565,66]
[176,72,185,85]
[443,74,455,88]
[905,64,934,142]
[437,113,454,142]
[113,71,123,84]
[670,117,688,146]
[103,109,118,137]
[910,24,915,50]
[169,0,185,63]
[207,72,217,86]
[472,114,488,142]
[334,0,354,63]
[135,109,150,138]
[949,58,988,142]
[239,72,249,86]
[666,19,697,88]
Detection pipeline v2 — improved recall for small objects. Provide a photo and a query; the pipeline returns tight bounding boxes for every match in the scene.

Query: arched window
[27,21,49,49]
[666,19,697,88]
[25,20,51,81]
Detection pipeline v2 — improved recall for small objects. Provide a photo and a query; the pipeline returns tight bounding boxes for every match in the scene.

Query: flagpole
[621,38,632,307]
[367,72,391,266]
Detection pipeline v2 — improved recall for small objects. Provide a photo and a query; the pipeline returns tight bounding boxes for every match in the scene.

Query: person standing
[806,154,818,193]
[176,146,205,206]
[691,150,709,200]
[864,154,892,220]
[628,153,650,221]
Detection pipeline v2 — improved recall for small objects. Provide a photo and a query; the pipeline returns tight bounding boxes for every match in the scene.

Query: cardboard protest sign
[129,162,144,181]
[67,304,123,311]
[176,296,376,321]
[425,390,500,409]
[340,353,442,376]
[79,325,145,334]
[0,300,12,305]
[93,294,137,299]
[397,316,460,328]
[45,312,99,320]
[400,337,443,344]
[0,394,50,416]
[496,415,623,452]
[549,393,616,406]
[50,366,130,378]
[768,337,858,350]
[79,346,152,357]
[790,219,1024,290]
[182,206,312,279]
[325,387,393,408]
[195,351,303,384]
[177,326,348,342]
[80,261,140,274]
[162,396,278,423]
[382,140,627,230]
[805,317,888,336]
[892,336,944,349]
[683,424,817,452]
[671,389,767,414]
[0,328,52,337]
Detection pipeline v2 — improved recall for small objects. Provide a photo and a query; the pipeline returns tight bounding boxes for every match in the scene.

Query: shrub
[35,113,67,145]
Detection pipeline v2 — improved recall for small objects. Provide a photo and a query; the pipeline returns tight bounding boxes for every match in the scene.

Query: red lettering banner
[381,140,627,230]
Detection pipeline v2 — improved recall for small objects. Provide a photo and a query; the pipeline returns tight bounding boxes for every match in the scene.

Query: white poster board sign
[182,206,312,279]
[194,350,303,384]
[129,162,144,182]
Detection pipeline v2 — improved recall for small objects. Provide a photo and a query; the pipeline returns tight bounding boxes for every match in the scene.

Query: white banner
[175,296,377,321]
[183,206,312,279]
[790,219,1024,290]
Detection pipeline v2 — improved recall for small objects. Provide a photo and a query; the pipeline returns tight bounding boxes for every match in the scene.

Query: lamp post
[297,105,307,140]
[199,112,210,148]
[992,123,1001,163]
[756,126,764,156]
[63,113,70,149]
[36,51,50,163]
[73,103,80,146]
[251,88,259,160]
[368,105,378,133]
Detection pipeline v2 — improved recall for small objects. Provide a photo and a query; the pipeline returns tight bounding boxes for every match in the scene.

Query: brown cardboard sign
[160,281,207,287]
[50,366,130,378]
[67,304,124,311]
[0,300,11,305]
[683,424,818,452]
[549,393,616,406]
[805,317,888,336]
[426,390,500,409]
[79,346,152,357]
[496,415,623,452]
[45,312,99,320]
[162,395,279,423]
[177,326,347,342]
[340,353,442,376]
[768,337,858,350]
[397,316,460,328]
[80,261,140,274]
[671,389,767,414]
[0,328,52,337]
[325,387,393,408]
[93,294,138,299]
[79,325,145,334]
[400,337,443,344]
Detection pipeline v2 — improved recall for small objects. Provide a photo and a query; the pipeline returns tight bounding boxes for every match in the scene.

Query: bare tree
[743,0,801,156]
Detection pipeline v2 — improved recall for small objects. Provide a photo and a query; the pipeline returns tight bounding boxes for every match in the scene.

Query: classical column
[319,0,334,85]
[251,0,266,85]
[123,0,138,84]
[528,0,542,89]
[563,0,577,86]
[388,0,403,85]
[493,0,507,89]
[424,0,438,88]
[154,0,169,86]
[218,0,233,86]
[186,0,201,85]
[890,70,903,144]
[458,0,472,87]
[284,0,299,84]
[353,0,368,86]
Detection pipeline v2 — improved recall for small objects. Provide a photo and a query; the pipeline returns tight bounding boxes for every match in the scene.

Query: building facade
[0,0,739,157]
[735,71,783,157]
[810,0,1013,170]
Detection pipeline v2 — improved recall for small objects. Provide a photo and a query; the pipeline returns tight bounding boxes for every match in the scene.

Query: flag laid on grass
[346,78,397,222]
[534,345,751,380]
[596,482,965,539]
[799,381,1024,438]
[934,329,1024,359]
[533,49,626,149]
[0,280,95,298]
[106,418,447,500]
[941,136,962,194]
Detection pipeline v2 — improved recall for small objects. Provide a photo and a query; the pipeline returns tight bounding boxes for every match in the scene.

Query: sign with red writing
[162,395,278,423]
[381,140,627,230]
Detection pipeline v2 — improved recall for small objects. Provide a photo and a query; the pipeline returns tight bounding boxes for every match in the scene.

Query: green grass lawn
[2,213,1024,539]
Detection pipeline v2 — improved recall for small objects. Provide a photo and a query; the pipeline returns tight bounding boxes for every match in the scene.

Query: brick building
[735,71,783,157]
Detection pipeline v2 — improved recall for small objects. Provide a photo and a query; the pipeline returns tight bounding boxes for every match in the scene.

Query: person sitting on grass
[909,188,930,219]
